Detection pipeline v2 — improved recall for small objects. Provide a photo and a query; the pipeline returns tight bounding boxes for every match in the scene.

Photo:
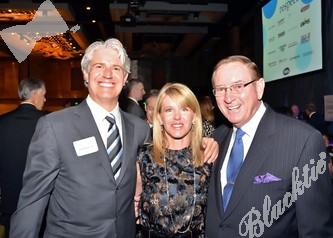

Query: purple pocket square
[253,173,282,184]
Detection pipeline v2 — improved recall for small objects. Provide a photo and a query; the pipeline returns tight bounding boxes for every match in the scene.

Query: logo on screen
[263,0,277,19]
[301,0,313,4]
[283,67,290,75]
[290,55,300,61]
[300,18,311,27]
[278,31,285,38]
[300,4,310,12]
[279,58,287,63]
[288,41,297,48]
[278,18,285,26]
[301,33,311,44]
[279,44,287,52]
[268,61,277,67]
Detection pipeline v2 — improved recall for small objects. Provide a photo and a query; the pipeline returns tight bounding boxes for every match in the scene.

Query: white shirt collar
[237,102,266,138]
[128,97,139,105]
[86,95,122,126]
[309,111,316,118]
[86,95,123,146]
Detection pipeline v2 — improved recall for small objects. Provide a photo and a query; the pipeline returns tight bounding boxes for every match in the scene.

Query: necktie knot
[106,114,116,125]
[235,128,245,141]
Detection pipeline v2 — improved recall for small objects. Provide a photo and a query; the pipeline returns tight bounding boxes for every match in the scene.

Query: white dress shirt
[220,102,266,195]
[86,95,123,148]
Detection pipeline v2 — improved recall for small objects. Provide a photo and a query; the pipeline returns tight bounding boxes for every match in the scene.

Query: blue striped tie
[106,115,123,180]
[223,128,245,211]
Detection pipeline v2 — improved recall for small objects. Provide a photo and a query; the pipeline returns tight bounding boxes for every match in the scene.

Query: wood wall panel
[0,58,88,114]
[0,61,19,99]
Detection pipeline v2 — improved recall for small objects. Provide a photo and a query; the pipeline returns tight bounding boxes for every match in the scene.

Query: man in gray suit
[206,55,333,237]
[10,38,218,238]
[9,39,150,238]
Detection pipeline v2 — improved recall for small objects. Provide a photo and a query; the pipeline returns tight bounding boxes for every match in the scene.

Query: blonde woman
[136,83,211,238]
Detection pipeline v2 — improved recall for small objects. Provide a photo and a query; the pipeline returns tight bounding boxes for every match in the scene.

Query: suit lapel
[223,107,276,219]
[116,111,135,184]
[73,101,116,184]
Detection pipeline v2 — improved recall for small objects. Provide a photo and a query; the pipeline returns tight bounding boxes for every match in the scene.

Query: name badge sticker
[73,136,99,157]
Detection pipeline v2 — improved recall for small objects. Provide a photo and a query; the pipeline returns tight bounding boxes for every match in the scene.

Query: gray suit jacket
[206,106,333,237]
[10,100,150,238]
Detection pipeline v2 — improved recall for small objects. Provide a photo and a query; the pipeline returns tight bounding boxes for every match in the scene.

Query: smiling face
[212,61,265,128]
[158,95,195,148]
[84,48,128,111]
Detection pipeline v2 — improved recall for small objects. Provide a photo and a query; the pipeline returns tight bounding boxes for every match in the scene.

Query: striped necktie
[223,128,245,211]
[105,114,123,180]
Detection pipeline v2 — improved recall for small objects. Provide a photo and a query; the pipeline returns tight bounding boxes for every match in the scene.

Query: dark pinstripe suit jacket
[206,106,333,238]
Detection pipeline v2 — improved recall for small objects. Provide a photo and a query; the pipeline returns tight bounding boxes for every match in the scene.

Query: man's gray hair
[18,78,45,100]
[81,38,131,75]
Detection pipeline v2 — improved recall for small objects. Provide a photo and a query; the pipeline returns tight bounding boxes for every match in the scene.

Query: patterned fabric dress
[137,144,211,237]
[202,120,215,137]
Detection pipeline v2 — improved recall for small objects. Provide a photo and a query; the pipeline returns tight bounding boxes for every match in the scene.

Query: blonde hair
[199,96,215,123]
[152,83,204,167]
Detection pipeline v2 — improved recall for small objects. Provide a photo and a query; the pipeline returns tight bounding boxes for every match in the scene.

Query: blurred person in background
[123,79,146,119]
[290,104,303,120]
[0,78,46,238]
[304,102,328,134]
[143,89,159,128]
[199,96,215,137]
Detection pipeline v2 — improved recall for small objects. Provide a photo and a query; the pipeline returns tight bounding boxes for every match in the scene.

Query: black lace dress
[137,144,211,237]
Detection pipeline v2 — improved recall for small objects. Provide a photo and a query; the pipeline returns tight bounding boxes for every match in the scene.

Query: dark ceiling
[0,0,259,61]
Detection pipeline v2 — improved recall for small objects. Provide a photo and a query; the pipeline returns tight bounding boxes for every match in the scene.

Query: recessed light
[86,6,91,10]
[92,20,96,23]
